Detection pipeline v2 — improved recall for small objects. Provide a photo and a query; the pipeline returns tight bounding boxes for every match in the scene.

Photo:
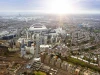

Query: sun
[47,0,75,14]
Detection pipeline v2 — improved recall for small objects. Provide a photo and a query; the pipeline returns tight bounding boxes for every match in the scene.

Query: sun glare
[48,0,75,14]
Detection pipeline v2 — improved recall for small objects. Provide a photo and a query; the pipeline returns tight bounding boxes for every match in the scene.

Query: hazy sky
[0,0,100,14]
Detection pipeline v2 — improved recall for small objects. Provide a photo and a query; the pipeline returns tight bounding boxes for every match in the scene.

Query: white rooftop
[40,45,51,48]
[29,23,47,31]
[0,31,9,36]
[34,57,40,61]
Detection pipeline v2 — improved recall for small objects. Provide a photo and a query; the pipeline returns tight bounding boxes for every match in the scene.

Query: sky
[0,0,100,14]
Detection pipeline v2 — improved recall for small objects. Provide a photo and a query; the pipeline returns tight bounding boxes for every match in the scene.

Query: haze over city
[0,0,100,75]
[0,0,100,14]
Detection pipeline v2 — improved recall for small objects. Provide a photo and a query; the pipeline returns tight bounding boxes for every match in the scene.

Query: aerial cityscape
[0,0,100,75]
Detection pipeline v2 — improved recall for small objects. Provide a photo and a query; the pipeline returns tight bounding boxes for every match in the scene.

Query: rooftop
[29,23,47,31]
